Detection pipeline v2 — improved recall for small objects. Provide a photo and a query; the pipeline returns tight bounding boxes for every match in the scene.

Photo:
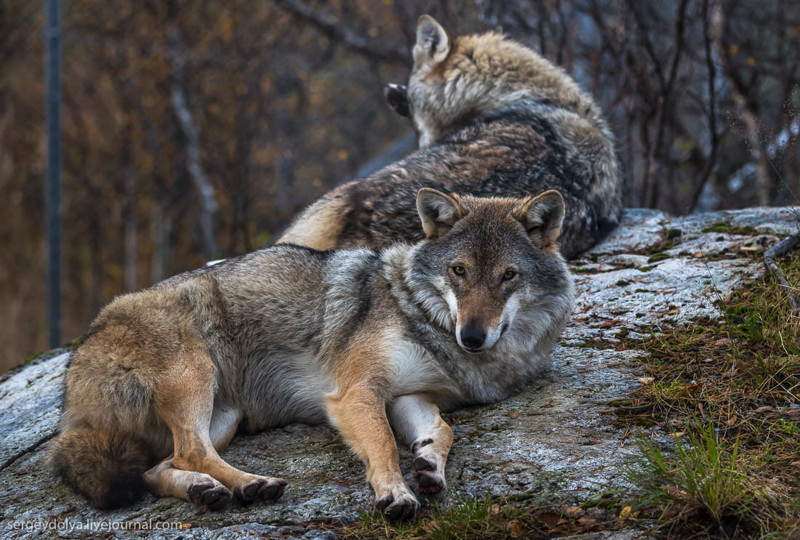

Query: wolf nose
[460,327,486,350]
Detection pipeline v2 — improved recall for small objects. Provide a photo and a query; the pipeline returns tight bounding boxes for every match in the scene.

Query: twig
[0,432,57,473]
[763,232,800,313]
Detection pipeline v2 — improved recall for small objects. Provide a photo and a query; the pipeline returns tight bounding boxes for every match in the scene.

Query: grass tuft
[626,421,747,526]
[616,251,800,537]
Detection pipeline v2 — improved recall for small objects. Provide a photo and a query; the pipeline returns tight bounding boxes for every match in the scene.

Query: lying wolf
[279,15,622,259]
[50,189,575,520]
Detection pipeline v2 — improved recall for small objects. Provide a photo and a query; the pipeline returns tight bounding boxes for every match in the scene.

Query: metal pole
[45,0,62,348]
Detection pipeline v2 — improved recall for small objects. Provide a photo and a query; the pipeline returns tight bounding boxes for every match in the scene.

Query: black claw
[259,482,284,502]
[203,488,231,510]
[411,438,434,454]
[418,473,440,488]
[386,503,403,521]
[375,494,394,512]
[188,483,214,501]
[413,456,436,471]
[239,479,265,503]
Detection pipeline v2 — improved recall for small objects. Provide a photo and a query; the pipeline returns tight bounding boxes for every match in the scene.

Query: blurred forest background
[1,0,799,372]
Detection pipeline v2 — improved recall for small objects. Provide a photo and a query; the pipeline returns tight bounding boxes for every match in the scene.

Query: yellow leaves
[619,505,632,520]
[564,506,585,518]
[219,10,233,44]
[260,75,273,93]
[728,44,757,67]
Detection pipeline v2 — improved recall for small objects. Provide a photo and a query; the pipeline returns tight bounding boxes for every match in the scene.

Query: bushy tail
[49,428,152,509]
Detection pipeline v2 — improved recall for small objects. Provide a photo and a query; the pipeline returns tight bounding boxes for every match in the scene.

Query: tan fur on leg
[326,385,419,520]
[155,345,286,506]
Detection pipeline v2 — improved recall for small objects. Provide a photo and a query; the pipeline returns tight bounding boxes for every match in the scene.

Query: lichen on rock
[0,207,796,539]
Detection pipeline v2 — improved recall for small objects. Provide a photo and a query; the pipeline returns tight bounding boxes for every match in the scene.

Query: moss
[701,221,760,236]
[646,252,671,263]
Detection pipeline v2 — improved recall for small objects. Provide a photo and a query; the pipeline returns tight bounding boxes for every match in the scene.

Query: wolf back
[278,16,622,259]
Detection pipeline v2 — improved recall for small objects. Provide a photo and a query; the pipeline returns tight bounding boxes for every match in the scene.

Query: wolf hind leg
[149,345,286,507]
[389,394,453,495]
[143,406,243,509]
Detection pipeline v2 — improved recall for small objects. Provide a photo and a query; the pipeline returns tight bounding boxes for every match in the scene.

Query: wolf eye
[452,265,466,276]
[502,269,517,281]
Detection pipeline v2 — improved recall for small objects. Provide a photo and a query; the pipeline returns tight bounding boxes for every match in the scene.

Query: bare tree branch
[169,28,219,260]
[689,0,721,212]
[764,232,800,314]
[273,0,408,64]
[711,0,772,207]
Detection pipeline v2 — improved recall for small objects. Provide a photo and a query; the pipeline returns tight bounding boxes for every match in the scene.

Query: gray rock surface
[0,207,796,539]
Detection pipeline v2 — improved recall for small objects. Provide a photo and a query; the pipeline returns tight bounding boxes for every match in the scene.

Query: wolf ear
[417,188,464,239]
[384,83,410,118]
[514,190,565,252]
[414,15,450,67]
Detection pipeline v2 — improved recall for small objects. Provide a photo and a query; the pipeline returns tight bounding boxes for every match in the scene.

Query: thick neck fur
[379,243,574,407]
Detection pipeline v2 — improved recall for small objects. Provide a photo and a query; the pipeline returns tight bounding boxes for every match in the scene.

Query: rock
[0,207,796,539]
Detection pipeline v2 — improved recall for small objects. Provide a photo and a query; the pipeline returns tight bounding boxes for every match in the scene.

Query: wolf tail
[49,428,152,509]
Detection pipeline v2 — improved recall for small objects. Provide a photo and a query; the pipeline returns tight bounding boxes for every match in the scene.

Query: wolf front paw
[234,476,287,505]
[411,438,446,495]
[374,485,420,521]
[187,475,233,511]
[412,455,446,494]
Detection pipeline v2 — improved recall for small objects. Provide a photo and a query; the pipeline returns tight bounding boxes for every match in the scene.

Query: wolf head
[384,15,596,148]
[406,188,573,354]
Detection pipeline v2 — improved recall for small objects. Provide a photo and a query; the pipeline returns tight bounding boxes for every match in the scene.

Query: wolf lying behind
[50,189,575,520]
[279,15,622,259]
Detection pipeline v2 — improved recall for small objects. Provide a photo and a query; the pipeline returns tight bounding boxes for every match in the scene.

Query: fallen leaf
[508,519,523,538]
[753,406,775,414]
[619,505,632,520]
[669,431,685,438]
[491,503,501,515]
[565,506,585,518]
[578,515,597,528]
[666,486,688,499]
[537,512,561,528]
[637,376,655,384]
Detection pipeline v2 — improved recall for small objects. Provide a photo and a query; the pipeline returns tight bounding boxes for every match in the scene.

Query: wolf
[278,15,622,259]
[49,188,575,520]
